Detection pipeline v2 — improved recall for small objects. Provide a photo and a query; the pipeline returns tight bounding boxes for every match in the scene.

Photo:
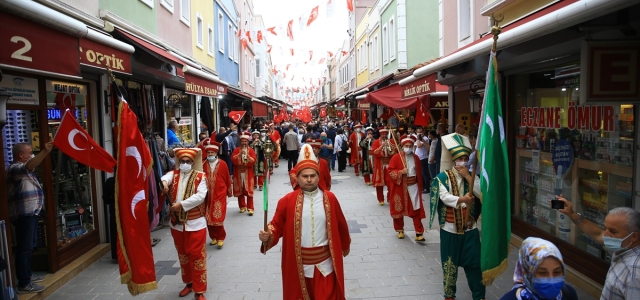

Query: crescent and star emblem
[68,129,87,151]
[126,146,148,219]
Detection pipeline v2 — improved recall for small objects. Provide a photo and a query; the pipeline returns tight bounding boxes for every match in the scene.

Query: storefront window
[510,64,635,263]
[166,88,194,146]
[44,80,95,248]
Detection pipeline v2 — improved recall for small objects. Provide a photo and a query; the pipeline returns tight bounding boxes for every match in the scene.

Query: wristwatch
[572,212,583,224]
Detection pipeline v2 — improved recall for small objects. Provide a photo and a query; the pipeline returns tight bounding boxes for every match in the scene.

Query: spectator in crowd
[500,237,578,300]
[326,123,337,171]
[167,120,180,146]
[556,196,640,300]
[284,124,300,171]
[414,127,430,193]
[428,130,439,179]
[318,132,334,171]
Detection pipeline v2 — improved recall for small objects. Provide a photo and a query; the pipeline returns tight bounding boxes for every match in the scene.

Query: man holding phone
[556,196,640,300]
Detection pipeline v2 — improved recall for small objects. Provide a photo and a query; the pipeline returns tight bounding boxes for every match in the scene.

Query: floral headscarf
[513,237,566,300]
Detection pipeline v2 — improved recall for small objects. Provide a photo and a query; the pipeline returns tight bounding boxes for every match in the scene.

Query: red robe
[348,131,363,165]
[269,130,282,160]
[231,147,257,197]
[387,153,426,219]
[203,159,232,226]
[288,159,332,191]
[371,139,396,187]
[261,189,351,300]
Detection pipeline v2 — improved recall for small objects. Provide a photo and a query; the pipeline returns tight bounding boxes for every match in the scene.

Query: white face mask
[455,161,467,167]
[403,148,413,154]
[207,155,217,162]
[30,154,35,159]
[180,163,192,173]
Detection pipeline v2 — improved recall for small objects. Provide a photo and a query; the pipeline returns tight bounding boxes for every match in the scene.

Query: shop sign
[79,38,132,74]
[0,75,39,105]
[357,102,370,109]
[402,74,435,99]
[184,73,227,97]
[583,41,640,102]
[431,97,448,109]
[519,102,616,132]
[0,12,79,77]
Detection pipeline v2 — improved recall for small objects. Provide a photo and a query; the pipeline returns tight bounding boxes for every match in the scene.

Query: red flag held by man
[114,101,157,295]
[307,6,319,26]
[228,110,246,124]
[287,20,294,41]
[414,97,431,126]
[347,0,354,12]
[53,110,116,173]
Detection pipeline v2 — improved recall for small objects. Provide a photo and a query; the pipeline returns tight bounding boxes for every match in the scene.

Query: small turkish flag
[309,50,313,61]
[257,30,263,43]
[241,38,247,50]
[320,107,327,118]
[307,6,319,26]
[341,50,348,56]
[347,0,354,12]
[287,20,294,41]
[237,29,242,37]
[327,51,334,57]
[54,92,76,116]
[267,44,272,53]
[319,58,326,64]
[228,110,246,124]
[53,110,116,173]
[245,30,252,43]
[267,27,277,35]
[414,97,430,126]
[361,110,367,124]
[290,48,295,56]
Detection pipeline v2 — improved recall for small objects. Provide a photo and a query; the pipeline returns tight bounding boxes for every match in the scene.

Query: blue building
[214,0,240,88]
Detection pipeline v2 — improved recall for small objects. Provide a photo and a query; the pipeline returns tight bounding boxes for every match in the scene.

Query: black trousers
[287,150,298,171]
[420,158,431,190]
[337,151,347,171]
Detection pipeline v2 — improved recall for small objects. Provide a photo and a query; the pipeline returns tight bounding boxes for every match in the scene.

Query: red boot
[179,284,192,297]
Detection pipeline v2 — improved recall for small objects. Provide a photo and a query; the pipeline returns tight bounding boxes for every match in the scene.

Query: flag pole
[468,14,502,199]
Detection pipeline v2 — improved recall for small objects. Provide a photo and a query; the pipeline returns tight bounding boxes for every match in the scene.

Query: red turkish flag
[245,30,252,43]
[53,110,116,173]
[347,0,354,12]
[267,27,277,35]
[341,50,348,56]
[309,50,313,61]
[257,30,263,43]
[318,58,326,64]
[228,110,246,124]
[307,6,319,26]
[237,29,242,37]
[54,92,77,116]
[290,48,295,56]
[287,20,294,41]
[267,44,272,53]
[241,38,247,50]
[320,107,327,118]
[414,97,431,126]
[114,101,156,295]
[361,110,367,124]
[327,51,334,58]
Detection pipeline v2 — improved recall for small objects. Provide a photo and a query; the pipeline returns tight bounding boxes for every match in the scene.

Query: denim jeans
[14,215,39,287]
[330,153,336,169]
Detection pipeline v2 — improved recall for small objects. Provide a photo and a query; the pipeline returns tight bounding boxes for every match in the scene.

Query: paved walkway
[45,162,595,299]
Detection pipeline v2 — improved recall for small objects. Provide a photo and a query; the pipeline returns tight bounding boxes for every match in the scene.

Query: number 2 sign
[0,11,79,77]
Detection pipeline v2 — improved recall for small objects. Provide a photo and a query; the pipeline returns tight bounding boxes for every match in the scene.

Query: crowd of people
[6,114,637,299]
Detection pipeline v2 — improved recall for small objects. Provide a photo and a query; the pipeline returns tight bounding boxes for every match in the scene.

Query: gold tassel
[482,257,509,286]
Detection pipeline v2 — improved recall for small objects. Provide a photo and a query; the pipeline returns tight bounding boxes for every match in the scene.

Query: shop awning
[183,65,228,97]
[227,88,254,100]
[364,83,432,109]
[336,99,346,107]
[115,28,185,77]
[400,0,635,86]
[252,98,268,117]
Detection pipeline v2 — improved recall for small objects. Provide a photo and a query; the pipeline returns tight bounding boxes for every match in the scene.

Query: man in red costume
[387,135,427,241]
[232,132,257,215]
[202,138,232,248]
[268,123,281,169]
[348,124,363,176]
[288,139,331,191]
[161,148,208,300]
[372,127,396,205]
[259,143,351,300]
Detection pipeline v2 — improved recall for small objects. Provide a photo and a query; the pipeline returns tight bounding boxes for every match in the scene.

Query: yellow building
[191,0,216,70]
[355,8,371,88]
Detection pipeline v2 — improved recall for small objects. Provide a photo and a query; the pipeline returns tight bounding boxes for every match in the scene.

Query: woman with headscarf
[500,237,578,300]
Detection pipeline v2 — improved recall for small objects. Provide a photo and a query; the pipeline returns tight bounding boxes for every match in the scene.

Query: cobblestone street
[44,164,595,299]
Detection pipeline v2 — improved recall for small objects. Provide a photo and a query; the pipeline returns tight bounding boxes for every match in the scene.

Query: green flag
[478,50,511,285]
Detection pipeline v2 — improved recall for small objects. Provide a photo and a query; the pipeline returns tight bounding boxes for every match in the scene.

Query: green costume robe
[429,169,485,300]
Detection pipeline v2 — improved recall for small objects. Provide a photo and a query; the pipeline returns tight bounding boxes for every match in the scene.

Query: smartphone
[551,200,564,209]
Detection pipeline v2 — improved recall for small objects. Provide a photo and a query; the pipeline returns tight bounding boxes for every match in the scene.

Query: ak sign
[79,38,132,74]
[402,73,436,99]
[0,11,79,77]
[583,41,640,102]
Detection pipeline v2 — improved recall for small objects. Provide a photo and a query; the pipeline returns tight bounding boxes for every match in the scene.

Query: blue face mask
[603,232,635,254]
[532,276,564,299]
